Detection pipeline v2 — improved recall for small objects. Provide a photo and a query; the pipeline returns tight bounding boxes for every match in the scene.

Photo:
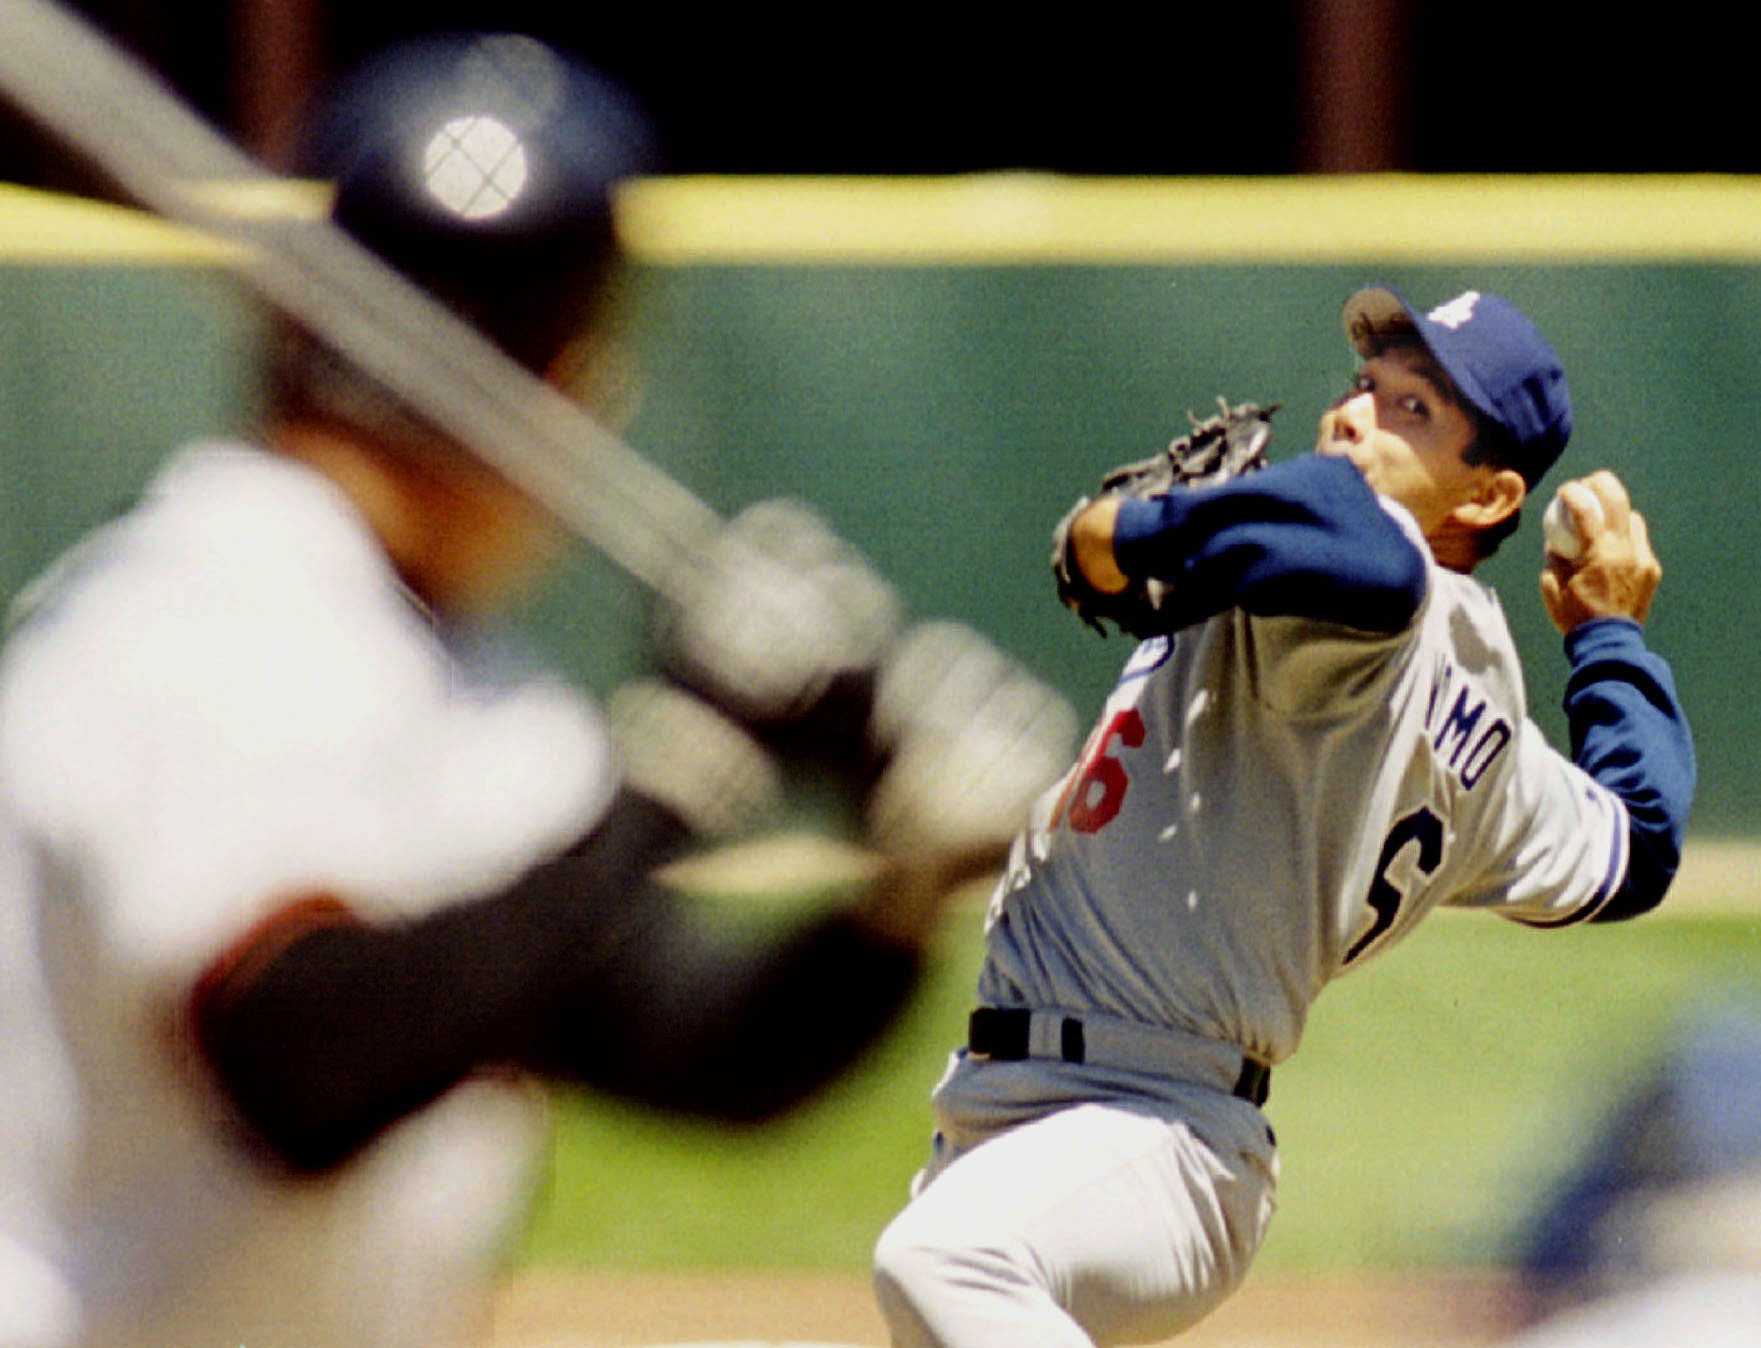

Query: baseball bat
[0,0,720,594]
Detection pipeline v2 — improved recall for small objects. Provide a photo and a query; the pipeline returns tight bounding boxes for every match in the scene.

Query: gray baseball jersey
[977,494,1627,1067]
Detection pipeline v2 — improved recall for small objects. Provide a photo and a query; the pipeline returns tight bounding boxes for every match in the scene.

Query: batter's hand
[1540,471,1662,632]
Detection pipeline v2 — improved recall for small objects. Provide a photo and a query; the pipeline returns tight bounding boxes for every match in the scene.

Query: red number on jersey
[1052,707,1145,834]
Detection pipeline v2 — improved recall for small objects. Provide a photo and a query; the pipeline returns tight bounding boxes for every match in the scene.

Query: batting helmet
[299,31,660,375]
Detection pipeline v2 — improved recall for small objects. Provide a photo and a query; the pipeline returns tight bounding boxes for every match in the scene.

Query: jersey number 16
[1049,708,1145,835]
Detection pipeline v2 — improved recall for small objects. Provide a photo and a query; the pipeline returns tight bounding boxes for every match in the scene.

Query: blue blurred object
[1518,992,1761,1313]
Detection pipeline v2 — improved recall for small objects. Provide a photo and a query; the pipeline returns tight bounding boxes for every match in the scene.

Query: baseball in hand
[1542,488,1602,561]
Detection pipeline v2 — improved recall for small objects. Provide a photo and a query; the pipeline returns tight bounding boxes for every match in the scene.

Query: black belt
[967,1006,1271,1107]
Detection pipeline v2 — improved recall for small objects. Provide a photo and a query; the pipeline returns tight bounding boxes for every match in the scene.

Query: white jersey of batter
[978,495,1627,1069]
[0,444,616,1348]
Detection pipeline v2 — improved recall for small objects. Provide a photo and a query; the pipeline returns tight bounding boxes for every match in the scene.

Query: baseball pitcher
[873,285,1696,1346]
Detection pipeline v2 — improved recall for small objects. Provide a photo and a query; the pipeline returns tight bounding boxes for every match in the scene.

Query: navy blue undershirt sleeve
[1562,618,1696,921]
[1110,454,1428,634]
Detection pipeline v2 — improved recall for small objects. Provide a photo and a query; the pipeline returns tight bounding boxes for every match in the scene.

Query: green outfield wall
[2,177,1758,832]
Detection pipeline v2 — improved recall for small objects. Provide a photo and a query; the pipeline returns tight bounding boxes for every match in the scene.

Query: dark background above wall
[1,2,1754,189]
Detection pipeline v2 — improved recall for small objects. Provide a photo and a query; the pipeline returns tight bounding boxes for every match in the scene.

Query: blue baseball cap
[1343,284,1573,486]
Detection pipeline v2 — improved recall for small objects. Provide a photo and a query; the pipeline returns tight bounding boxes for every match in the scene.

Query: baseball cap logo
[1426,292,1482,331]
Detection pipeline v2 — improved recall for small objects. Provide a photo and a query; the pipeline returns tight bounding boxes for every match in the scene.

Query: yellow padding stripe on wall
[0,182,246,263]
[5,174,1760,266]
[615,174,1761,264]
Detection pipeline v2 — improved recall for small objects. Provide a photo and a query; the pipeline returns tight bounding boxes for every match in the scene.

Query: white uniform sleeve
[0,463,611,1009]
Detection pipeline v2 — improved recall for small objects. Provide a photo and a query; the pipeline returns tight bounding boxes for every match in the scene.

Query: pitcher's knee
[872,1221,942,1337]
[874,1219,1050,1347]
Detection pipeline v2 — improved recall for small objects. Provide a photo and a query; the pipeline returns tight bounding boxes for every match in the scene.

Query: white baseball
[1543,489,1603,561]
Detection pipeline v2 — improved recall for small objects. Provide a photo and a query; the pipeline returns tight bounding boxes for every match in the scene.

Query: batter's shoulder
[0,451,439,814]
